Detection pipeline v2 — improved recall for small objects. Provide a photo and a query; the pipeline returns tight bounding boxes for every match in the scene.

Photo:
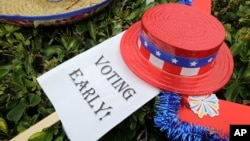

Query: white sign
[37,32,159,141]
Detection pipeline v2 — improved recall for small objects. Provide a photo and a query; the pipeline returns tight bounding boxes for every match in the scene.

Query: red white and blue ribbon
[138,32,217,76]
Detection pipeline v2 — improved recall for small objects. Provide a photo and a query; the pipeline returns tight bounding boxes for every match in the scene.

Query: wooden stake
[10,112,59,141]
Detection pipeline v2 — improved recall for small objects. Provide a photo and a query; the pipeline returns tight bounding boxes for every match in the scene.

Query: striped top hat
[120,3,233,95]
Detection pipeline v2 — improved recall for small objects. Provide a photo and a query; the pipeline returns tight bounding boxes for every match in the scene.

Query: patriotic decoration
[154,91,228,141]
[138,32,217,76]
[188,94,219,118]
[145,0,228,140]
[119,2,245,141]
[120,2,232,95]
[151,1,229,141]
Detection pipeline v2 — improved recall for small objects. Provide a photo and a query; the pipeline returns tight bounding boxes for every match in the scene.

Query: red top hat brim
[120,22,234,95]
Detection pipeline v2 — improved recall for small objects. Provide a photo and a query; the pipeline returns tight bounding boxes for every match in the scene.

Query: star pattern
[138,34,223,76]
[156,51,161,57]
[208,57,213,63]
[171,58,178,64]
[144,41,148,47]
[139,34,217,69]
[190,61,197,67]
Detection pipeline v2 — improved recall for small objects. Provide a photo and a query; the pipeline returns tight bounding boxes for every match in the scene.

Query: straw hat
[0,0,110,27]
[120,3,234,95]
[0,0,103,16]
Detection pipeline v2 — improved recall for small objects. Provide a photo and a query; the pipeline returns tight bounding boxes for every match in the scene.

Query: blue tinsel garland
[154,91,229,141]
